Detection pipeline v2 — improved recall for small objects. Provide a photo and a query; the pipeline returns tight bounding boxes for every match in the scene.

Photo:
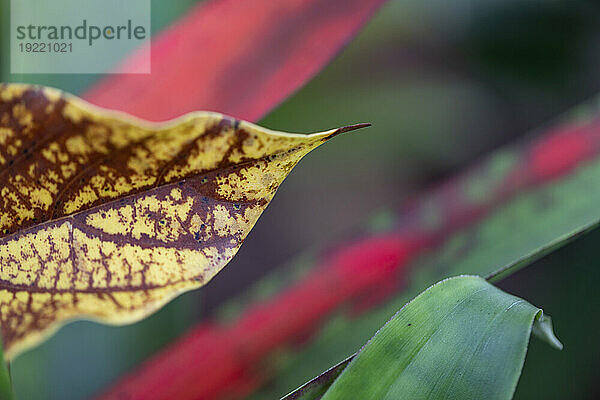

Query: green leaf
[284,276,560,400]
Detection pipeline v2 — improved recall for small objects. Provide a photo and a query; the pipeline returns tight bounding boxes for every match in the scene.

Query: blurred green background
[2,0,600,398]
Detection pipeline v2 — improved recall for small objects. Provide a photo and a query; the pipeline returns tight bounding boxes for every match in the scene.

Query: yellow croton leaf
[0,83,368,360]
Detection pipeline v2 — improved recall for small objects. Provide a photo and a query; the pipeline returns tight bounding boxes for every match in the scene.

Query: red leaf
[84,0,386,122]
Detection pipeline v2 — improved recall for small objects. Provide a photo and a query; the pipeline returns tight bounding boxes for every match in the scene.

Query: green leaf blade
[319,276,554,400]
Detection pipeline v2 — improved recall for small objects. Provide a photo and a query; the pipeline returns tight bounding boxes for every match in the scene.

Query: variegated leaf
[0,83,367,359]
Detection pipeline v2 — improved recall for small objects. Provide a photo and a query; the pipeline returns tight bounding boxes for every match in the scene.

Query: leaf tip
[533,312,563,350]
[323,123,371,141]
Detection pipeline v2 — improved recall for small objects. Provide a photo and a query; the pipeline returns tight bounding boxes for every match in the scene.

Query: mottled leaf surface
[0,84,363,360]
